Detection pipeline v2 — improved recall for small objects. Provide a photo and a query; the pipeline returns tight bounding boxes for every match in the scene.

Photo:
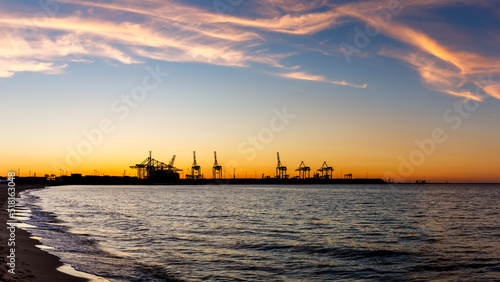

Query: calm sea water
[19,184,500,281]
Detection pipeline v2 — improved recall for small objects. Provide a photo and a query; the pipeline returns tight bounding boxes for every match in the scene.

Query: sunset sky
[1,0,499,182]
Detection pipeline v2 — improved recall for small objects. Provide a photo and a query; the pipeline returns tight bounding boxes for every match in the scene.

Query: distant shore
[7,175,387,186]
[6,176,499,186]
[0,184,88,282]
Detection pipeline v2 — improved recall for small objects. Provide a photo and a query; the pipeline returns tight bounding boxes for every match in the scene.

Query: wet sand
[0,184,88,281]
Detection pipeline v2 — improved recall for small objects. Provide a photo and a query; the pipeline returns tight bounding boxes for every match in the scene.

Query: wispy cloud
[1,0,498,98]
[0,0,363,86]
[0,0,360,85]
[276,71,367,88]
[0,1,298,79]
[375,21,500,101]
[334,0,500,100]
[0,58,66,77]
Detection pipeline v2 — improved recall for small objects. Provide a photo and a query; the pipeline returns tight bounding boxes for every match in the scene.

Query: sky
[1,0,499,182]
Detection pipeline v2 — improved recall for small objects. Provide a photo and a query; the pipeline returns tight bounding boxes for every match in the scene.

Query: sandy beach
[0,184,88,282]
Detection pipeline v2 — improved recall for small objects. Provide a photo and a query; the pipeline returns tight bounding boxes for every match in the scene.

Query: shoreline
[13,176,388,186]
[1,184,89,281]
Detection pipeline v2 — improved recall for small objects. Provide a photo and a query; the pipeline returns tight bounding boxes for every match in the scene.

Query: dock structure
[275,152,288,179]
[317,161,333,179]
[212,151,222,179]
[42,151,387,185]
[130,151,182,181]
[123,151,384,185]
[186,151,203,179]
[295,161,311,179]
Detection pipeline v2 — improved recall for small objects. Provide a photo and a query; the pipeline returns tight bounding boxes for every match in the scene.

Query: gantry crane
[317,161,333,179]
[295,161,311,179]
[130,151,182,180]
[212,151,222,179]
[275,152,288,179]
[167,155,177,170]
[186,151,202,179]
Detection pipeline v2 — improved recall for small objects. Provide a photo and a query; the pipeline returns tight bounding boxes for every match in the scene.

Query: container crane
[275,152,288,179]
[295,161,311,179]
[212,151,222,179]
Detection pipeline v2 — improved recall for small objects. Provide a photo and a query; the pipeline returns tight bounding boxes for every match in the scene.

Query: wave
[18,190,182,282]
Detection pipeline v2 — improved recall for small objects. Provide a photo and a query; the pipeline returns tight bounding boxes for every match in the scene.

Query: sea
[17,184,500,281]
